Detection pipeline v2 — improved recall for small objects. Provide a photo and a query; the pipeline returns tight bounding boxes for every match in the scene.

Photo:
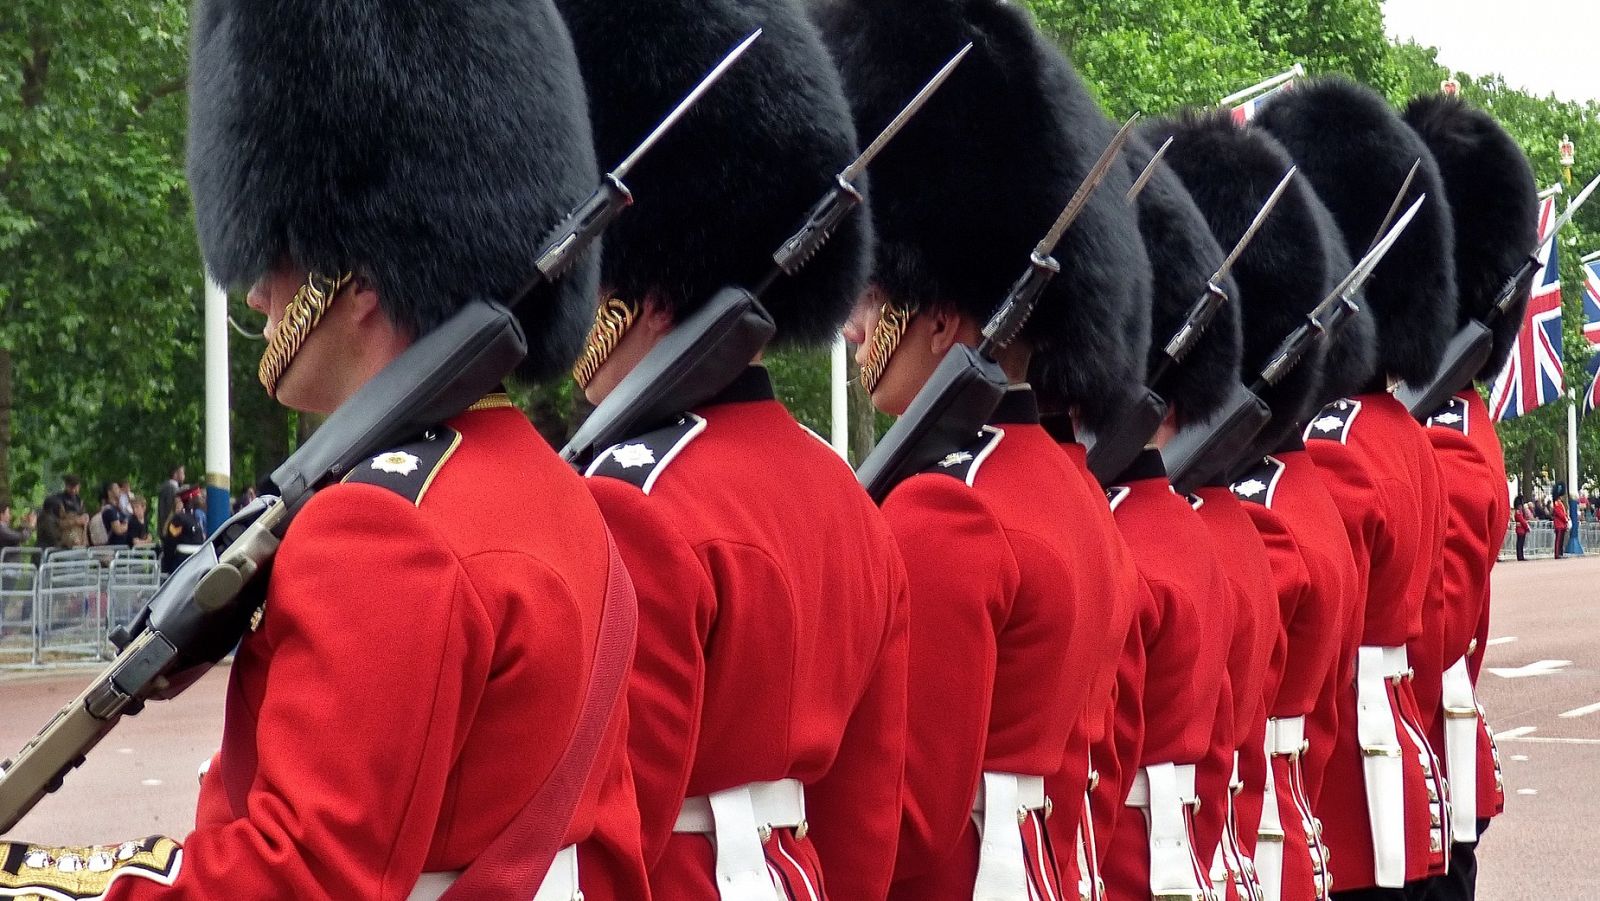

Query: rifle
[1084,167,1298,484]
[1163,194,1429,494]
[1397,171,1600,417]
[0,32,764,833]
[856,114,1141,503]
[561,43,974,467]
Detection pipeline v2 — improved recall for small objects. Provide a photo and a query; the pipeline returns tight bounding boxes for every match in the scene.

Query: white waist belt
[969,771,1049,901]
[673,778,806,901]
[1356,645,1406,888]
[1126,763,1207,899]
[1266,717,1307,757]
[1440,655,1479,843]
[407,844,579,901]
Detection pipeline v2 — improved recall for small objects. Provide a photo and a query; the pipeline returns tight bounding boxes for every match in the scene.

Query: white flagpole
[1218,63,1305,108]
[830,336,849,459]
[204,275,232,532]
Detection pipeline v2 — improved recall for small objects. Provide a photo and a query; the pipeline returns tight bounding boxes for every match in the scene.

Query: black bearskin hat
[812,0,1151,430]
[1255,77,1456,389]
[188,0,600,381]
[554,0,869,347]
[1404,94,1540,382]
[1124,134,1241,426]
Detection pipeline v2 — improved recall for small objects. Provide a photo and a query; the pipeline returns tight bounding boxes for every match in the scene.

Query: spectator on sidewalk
[1514,494,1530,561]
[0,503,34,549]
[89,481,131,547]
[157,465,185,534]
[161,488,207,575]
[1554,487,1571,559]
[128,496,153,547]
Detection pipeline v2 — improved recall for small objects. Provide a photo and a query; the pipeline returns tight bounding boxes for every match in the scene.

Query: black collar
[1041,412,1077,444]
[706,366,777,407]
[1114,447,1168,484]
[990,386,1041,425]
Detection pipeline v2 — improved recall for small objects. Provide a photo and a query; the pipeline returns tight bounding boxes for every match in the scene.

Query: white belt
[1213,753,1263,901]
[1356,646,1406,888]
[970,771,1050,900]
[407,844,580,901]
[1256,748,1283,901]
[1441,656,1479,843]
[1126,763,1208,899]
[1266,717,1307,758]
[673,779,806,901]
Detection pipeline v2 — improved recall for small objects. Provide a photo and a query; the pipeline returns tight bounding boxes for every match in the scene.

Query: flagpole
[203,275,232,533]
[830,336,849,460]
[1218,63,1305,107]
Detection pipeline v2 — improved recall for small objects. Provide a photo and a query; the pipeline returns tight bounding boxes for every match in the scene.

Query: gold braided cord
[258,271,352,397]
[572,296,639,389]
[859,300,916,394]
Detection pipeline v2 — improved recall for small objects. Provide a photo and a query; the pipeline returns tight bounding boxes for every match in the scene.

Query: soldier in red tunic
[1256,78,1460,900]
[0,1,652,899]
[1401,92,1539,901]
[1146,109,1376,901]
[821,1,1152,896]
[556,2,909,899]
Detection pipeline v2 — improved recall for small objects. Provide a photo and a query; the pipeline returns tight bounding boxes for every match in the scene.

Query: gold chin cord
[572,296,639,390]
[859,300,916,394]
[258,271,353,397]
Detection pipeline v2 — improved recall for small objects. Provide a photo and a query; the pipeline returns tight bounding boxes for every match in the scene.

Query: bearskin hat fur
[1124,134,1242,426]
[812,0,1151,431]
[187,0,600,381]
[554,0,868,347]
[1404,93,1540,382]
[1255,77,1456,389]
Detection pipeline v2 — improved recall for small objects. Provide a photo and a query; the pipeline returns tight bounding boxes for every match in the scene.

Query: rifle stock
[1083,388,1168,484]
[1160,382,1272,494]
[1395,320,1492,419]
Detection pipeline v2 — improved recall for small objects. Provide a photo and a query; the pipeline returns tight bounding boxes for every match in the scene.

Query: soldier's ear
[925,305,964,358]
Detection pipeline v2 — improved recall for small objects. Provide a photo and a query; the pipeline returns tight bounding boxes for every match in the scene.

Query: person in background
[1552,486,1570,559]
[157,465,184,533]
[0,503,35,549]
[117,479,134,515]
[160,489,206,575]
[128,496,152,547]
[90,481,130,547]
[1514,496,1530,561]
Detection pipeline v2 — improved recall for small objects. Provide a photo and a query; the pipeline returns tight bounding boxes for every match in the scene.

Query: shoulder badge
[1303,398,1363,445]
[1105,486,1132,512]
[586,414,707,494]
[342,427,461,506]
[922,426,1005,487]
[1231,455,1287,508]
[1426,396,1470,436]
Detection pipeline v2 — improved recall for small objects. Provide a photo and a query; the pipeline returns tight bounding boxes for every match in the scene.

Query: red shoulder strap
[442,528,638,898]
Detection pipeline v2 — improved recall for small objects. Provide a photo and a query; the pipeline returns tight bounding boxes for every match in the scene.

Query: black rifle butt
[857,346,1010,504]
[1396,321,1493,420]
[562,287,777,467]
[1084,388,1168,485]
[1162,383,1271,494]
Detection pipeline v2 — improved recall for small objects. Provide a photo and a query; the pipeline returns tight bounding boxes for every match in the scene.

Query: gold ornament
[258,271,352,397]
[572,296,640,389]
[859,300,916,393]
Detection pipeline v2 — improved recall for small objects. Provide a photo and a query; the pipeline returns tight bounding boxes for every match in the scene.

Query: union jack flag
[1232,80,1295,125]
[1490,195,1564,421]
[1582,258,1600,414]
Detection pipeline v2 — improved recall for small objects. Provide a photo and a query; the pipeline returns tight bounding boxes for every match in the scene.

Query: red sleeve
[1430,434,1492,668]
[881,475,1020,879]
[586,478,717,870]
[1139,570,1226,767]
[806,550,910,900]
[112,487,496,899]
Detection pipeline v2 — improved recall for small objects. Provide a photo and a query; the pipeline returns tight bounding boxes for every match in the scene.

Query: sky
[1384,0,1600,105]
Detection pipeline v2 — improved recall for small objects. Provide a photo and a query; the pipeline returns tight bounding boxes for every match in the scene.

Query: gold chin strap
[860,300,916,394]
[258,271,353,397]
[572,296,639,390]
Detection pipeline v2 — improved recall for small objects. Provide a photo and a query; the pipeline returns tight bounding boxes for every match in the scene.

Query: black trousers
[1410,819,1490,901]
[1555,528,1568,557]
[1516,532,1526,560]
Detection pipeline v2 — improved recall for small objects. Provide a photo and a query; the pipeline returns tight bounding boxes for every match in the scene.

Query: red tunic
[1231,444,1358,901]
[112,403,650,900]
[1430,389,1509,820]
[880,389,1114,900]
[1303,392,1448,888]
[1102,450,1230,901]
[583,368,909,901]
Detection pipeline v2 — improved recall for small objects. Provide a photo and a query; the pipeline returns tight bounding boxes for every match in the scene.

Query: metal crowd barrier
[0,546,43,567]
[33,558,104,664]
[106,551,161,651]
[0,561,37,657]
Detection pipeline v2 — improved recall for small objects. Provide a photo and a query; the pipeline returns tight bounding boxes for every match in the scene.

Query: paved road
[0,554,1596,897]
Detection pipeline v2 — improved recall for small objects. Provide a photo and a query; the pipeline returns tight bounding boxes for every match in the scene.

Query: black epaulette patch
[586,413,707,494]
[341,427,461,506]
[1105,486,1131,512]
[922,426,1005,487]
[1231,455,1287,508]
[1303,398,1362,445]
[1426,396,1470,436]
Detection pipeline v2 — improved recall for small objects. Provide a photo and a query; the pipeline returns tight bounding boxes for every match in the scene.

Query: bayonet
[1366,160,1422,255]
[1125,136,1174,204]
[765,42,973,288]
[518,30,763,296]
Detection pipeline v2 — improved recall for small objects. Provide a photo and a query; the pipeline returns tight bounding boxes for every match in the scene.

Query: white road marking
[116,747,133,754]
[140,778,163,786]
[1497,736,1600,745]
[1494,726,1538,740]
[1511,755,1530,761]
[1559,700,1600,718]
[1488,636,1518,646]
[1517,788,1538,795]
[1488,659,1573,679]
